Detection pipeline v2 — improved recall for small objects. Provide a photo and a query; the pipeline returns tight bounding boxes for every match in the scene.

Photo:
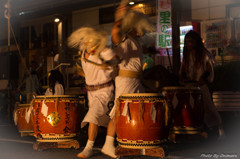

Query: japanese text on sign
[157,0,172,49]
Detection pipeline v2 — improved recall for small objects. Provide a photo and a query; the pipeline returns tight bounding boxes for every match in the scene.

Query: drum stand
[115,146,166,158]
[33,140,80,151]
[19,131,34,137]
[169,126,204,143]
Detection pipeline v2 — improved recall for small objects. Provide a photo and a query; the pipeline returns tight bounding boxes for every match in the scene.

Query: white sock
[77,140,94,158]
[101,136,117,158]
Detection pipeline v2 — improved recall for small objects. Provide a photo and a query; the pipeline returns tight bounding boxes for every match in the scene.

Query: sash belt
[118,69,142,78]
[86,80,113,91]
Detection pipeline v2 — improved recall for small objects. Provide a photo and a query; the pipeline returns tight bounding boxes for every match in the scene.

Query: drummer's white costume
[109,34,145,119]
[81,48,115,128]
[68,27,120,158]
[101,9,156,158]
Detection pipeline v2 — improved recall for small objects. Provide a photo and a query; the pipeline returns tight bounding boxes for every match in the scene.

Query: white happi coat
[109,35,145,119]
[45,82,64,95]
[81,48,116,128]
[179,52,222,128]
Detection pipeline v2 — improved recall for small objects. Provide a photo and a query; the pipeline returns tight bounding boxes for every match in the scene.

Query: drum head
[120,93,163,97]
[119,93,165,100]
[35,95,79,99]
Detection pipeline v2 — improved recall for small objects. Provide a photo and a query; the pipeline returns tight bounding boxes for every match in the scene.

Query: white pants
[81,85,114,128]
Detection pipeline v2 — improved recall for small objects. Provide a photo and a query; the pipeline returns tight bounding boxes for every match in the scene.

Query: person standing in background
[179,30,225,140]
[45,69,65,95]
[24,60,40,103]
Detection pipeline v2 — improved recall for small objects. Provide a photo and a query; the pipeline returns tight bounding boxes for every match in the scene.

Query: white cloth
[82,48,116,85]
[45,82,64,95]
[109,35,145,119]
[81,48,116,128]
[25,107,31,123]
[201,84,222,128]
[41,99,49,117]
[81,85,114,128]
[179,51,214,83]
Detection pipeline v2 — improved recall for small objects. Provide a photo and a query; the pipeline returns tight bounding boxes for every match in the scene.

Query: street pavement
[0,112,240,159]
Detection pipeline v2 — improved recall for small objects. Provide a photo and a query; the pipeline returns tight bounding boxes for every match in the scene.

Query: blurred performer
[45,70,65,95]
[24,60,40,103]
[101,4,156,158]
[179,30,225,140]
[68,27,120,158]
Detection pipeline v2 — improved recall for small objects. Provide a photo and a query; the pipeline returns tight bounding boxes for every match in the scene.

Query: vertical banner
[156,0,172,49]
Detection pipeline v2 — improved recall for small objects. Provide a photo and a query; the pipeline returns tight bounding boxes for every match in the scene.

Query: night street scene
[0,0,240,158]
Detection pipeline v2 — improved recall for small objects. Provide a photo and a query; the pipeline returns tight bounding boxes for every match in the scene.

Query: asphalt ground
[0,112,240,159]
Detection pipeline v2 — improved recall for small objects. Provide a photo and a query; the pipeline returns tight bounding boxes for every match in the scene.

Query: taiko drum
[162,86,204,134]
[116,93,170,149]
[32,95,85,142]
[14,104,33,134]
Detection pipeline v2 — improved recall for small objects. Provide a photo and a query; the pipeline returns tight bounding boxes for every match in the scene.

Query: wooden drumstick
[55,98,59,112]
[115,0,130,21]
[164,101,169,126]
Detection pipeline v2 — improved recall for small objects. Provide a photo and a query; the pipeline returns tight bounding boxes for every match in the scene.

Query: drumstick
[120,0,129,6]
[55,98,59,112]
[115,0,130,21]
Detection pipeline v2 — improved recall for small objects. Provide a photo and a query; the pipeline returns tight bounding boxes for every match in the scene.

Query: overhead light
[129,1,134,5]
[138,3,143,7]
[19,12,25,16]
[54,18,60,23]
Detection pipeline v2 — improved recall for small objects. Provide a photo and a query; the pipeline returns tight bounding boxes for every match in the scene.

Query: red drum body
[162,87,203,134]
[32,95,85,142]
[116,93,170,149]
[14,104,33,134]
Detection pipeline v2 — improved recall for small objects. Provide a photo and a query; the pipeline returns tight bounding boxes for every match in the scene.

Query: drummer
[179,30,225,140]
[45,70,65,95]
[101,4,156,158]
[68,27,120,158]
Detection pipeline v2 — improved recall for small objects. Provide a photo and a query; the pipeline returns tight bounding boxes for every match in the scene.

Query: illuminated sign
[157,0,172,49]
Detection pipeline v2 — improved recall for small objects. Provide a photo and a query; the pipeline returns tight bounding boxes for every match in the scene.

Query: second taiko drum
[32,95,85,142]
[116,93,170,149]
